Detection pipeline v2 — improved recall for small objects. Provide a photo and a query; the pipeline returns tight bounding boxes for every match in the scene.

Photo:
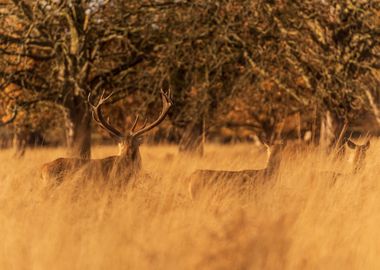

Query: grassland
[1,142,380,270]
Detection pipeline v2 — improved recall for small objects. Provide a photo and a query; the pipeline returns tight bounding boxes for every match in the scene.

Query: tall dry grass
[1,141,380,270]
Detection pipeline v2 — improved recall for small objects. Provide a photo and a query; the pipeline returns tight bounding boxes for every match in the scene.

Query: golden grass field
[1,141,380,270]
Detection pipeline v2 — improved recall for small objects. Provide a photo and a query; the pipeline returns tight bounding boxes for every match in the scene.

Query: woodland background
[1,0,380,157]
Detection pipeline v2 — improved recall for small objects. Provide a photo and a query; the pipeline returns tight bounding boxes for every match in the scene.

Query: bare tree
[210,0,380,144]
[1,0,379,152]
[0,0,186,158]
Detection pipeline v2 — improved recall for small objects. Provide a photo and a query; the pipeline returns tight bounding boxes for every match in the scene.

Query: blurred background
[1,0,379,158]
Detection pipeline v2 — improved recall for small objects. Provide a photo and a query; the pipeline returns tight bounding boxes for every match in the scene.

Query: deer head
[346,139,370,173]
[88,89,172,170]
[264,140,287,176]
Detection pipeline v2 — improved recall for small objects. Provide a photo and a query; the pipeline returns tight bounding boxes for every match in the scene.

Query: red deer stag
[188,140,285,199]
[41,89,172,184]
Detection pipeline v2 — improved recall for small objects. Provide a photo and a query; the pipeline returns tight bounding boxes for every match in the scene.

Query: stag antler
[130,89,172,138]
[88,89,172,139]
[88,91,124,138]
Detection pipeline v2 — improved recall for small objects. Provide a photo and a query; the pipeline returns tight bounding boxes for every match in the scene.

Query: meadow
[1,141,380,270]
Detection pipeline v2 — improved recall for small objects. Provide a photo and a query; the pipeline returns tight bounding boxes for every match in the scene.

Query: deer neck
[117,147,141,171]
[353,149,365,173]
[266,146,282,176]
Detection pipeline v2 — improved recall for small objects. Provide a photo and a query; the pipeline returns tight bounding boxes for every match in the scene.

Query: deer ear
[364,140,370,149]
[347,140,356,149]
[260,137,270,146]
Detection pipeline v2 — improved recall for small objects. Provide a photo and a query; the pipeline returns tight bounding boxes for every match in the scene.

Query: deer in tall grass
[315,138,371,184]
[342,139,370,174]
[188,140,286,199]
[332,122,371,172]
[317,120,371,182]
[41,90,172,184]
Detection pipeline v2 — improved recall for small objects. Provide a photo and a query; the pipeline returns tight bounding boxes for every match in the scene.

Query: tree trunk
[13,127,27,159]
[67,97,92,159]
[62,107,75,149]
[311,105,321,145]
[319,110,335,149]
[179,120,204,156]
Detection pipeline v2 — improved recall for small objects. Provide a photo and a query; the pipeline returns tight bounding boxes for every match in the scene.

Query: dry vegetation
[1,141,380,270]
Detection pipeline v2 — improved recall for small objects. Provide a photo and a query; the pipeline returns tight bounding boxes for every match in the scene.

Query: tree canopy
[1,0,379,155]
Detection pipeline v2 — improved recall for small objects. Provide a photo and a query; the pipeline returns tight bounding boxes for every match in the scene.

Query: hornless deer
[318,138,371,182]
[188,141,285,199]
[345,139,370,173]
[41,90,172,184]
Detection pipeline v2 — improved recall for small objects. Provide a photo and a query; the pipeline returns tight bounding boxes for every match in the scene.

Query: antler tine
[88,92,100,123]
[161,88,173,105]
[364,131,373,141]
[142,118,148,129]
[130,115,140,132]
[131,88,173,138]
[88,91,124,139]
[88,90,113,106]
[98,90,114,104]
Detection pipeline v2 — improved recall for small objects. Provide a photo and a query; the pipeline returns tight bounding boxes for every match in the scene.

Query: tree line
[1,0,379,157]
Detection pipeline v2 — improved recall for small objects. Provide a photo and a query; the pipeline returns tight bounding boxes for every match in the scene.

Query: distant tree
[1,0,379,155]
[170,0,380,146]
[0,0,188,158]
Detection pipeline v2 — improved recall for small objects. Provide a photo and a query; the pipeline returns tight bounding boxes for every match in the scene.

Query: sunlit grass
[1,141,380,269]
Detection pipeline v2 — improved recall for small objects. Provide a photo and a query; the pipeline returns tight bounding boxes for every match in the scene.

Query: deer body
[41,157,91,183]
[188,142,285,199]
[41,154,141,183]
[41,90,172,184]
